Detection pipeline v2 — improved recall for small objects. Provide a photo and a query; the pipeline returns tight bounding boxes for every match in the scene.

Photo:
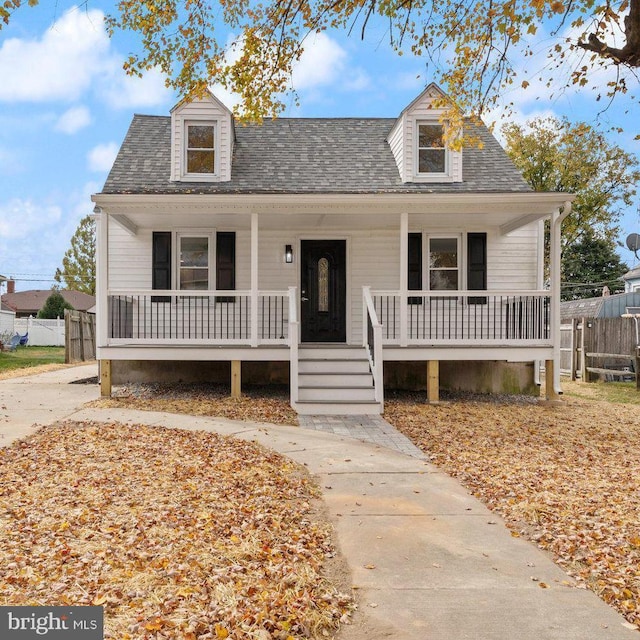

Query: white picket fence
[13,316,66,347]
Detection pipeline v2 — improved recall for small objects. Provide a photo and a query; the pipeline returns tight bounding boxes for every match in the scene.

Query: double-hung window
[417,123,446,175]
[429,237,459,290]
[185,122,216,175]
[179,235,210,290]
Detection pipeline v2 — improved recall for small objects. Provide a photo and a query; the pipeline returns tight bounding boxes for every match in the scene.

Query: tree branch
[578,0,640,67]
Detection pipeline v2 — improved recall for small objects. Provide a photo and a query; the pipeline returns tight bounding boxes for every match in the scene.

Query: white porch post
[399,211,408,347]
[96,208,109,350]
[250,213,259,347]
[548,202,572,398]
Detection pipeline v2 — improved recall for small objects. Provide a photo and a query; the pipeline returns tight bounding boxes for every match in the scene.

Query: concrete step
[298,372,374,387]
[294,400,382,415]
[298,386,377,402]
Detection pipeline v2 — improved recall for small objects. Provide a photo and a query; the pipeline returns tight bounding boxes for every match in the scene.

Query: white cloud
[88,143,119,172]
[103,66,173,109]
[0,8,110,103]
[0,185,99,290]
[291,32,348,91]
[0,6,173,111]
[210,84,240,112]
[0,198,62,240]
[55,106,92,134]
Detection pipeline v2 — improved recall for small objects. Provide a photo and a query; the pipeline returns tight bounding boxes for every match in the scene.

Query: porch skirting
[111,360,290,386]
[384,361,538,396]
[110,358,537,396]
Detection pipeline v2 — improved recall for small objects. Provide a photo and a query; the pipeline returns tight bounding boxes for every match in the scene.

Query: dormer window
[186,122,216,175]
[417,122,446,175]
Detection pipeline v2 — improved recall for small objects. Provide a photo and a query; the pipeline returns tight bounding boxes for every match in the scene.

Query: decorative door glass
[318,257,329,311]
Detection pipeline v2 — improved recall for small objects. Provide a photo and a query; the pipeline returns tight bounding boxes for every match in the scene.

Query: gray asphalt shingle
[101,116,531,195]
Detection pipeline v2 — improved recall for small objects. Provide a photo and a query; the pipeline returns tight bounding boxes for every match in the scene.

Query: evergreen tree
[38,290,74,319]
[561,231,628,301]
[54,215,96,295]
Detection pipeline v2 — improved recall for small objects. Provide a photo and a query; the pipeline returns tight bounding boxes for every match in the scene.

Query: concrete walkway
[0,366,637,639]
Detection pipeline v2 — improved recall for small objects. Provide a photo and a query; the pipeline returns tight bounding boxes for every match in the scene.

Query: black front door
[301,240,346,342]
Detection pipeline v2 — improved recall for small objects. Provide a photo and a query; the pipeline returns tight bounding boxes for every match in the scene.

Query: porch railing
[107,289,290,345]
[362,286,384,404]
[371,290,552,345]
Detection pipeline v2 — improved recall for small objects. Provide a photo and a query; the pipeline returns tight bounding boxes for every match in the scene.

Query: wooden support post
[427,360,439,404]
[570,318,578,381]
[545,359,560,401]
[231,360,241,399]
[100,359,112,397]
[636,348,640,391]
[580,317,589,382]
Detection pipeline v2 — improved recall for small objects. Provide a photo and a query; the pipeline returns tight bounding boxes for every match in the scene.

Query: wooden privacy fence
[560,316,640,388]
[65,310,96,363]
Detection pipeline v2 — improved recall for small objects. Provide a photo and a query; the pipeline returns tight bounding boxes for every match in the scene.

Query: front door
[301,240,346,342]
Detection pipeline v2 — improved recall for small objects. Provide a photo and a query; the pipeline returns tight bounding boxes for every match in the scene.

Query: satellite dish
[626,233,640,257]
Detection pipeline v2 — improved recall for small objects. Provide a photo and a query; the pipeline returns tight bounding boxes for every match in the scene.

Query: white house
[624,265,640,293]
[92,84,572,414]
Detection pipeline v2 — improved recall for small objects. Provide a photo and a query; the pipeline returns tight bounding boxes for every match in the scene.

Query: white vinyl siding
[487,225,539,291]
[106,219,540,344]
[387,116,404,179]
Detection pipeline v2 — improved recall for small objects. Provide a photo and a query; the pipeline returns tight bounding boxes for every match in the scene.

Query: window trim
[412,118,454,183]
[182,120,218,179]
[428,234,461,292]
[177,232,213,291]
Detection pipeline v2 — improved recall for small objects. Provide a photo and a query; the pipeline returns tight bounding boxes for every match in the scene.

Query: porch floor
[298,414,426,459]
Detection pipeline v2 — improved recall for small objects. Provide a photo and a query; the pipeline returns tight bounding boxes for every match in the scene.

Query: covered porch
[93,192,572,407]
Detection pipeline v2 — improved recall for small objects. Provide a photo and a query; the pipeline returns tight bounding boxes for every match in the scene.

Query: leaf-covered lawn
[89,383,298,426]
[385,393,640,628]
[0,421,352,639]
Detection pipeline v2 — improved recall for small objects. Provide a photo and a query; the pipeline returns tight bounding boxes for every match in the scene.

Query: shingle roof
[0,290,96,315]
[101,116,532,195]
[560,292,640,320]
[623,264,640,281]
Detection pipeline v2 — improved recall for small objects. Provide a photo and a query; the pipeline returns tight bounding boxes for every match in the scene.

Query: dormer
[387,83,462,184]
[170,91,234,182]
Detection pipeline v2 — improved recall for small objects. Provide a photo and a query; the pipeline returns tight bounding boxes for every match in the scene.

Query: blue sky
[0,2,639,292]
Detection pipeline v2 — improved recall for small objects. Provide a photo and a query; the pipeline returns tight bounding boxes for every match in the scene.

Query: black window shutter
[467,232,487,304]
[152,231,172,302]
[408,232,422,305]
[216,232,235,302]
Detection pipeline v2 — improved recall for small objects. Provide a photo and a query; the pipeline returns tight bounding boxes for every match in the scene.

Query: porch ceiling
[93,192,573,234]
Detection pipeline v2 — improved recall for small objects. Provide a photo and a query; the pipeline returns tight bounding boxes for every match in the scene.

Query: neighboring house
[1,286,96,318]
[623,264,640,293]
[0,300,16,336]
[561,291,640,320]
[92,84,572,414]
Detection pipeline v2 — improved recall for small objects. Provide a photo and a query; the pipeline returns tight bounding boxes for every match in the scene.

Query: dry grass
[0,421,353,639]
[88,383,298,426]
[0,362,78,381]
[385,391,640,628]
